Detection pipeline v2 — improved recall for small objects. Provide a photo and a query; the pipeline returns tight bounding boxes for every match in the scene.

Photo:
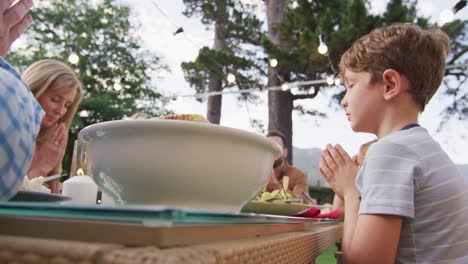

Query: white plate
[9,191,71,203]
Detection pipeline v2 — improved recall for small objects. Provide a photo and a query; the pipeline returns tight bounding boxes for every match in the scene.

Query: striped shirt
[356,126,468,263]
[0,57,44,201]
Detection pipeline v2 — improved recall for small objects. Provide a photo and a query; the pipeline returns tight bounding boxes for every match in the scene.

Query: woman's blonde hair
[22,59,83,137]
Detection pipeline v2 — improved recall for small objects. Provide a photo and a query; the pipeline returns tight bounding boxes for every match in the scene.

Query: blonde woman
[22,59,83,193]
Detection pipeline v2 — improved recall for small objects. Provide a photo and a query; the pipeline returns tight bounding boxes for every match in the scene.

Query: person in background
[23,59,83,193]
[265,130,311,204]
[326,139,377,218]
[320,23,468,263]
[0,0,44,200]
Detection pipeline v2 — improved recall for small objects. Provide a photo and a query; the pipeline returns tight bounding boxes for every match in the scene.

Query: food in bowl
[78,119,282,212]
[155,114,209,123]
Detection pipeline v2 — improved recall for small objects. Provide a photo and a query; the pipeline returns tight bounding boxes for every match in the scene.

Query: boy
[320,23,468,263]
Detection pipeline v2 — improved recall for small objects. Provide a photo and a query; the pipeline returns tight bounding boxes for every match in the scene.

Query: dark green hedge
[308,186,335,205]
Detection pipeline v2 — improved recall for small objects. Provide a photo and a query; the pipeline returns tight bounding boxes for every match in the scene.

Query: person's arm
[265,170,281,192]
[0,1,39,200]
[341,190,401,264]
[291,170,309,203]
[332,194,344,218]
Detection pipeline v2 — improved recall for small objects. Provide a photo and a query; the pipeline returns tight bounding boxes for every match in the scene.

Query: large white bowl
[78,119,282,212]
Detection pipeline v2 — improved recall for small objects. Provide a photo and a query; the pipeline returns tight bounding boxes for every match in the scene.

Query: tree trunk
[207,1,227,124]
[265,0,294,164]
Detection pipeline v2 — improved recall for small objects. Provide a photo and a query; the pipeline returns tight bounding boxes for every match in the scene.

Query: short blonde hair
[22,59,83,135]
[339,23,450,111]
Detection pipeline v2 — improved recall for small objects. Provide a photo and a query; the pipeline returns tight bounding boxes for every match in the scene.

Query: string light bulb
[326,76,334,85]
[334,78,341,86]
[113,82,122,91]
[79,110,89,118]
[227,73,236,84]
[317,34,328,55]
[281,83,289,91]
[68,45,80,64]
[269,58,278,68]
[113,77,125,91]
[440,0,467,24]
[439,9,455,24]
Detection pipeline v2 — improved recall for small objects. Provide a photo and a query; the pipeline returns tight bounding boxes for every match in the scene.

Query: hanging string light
[269,58,278,68]
[164,78,330,100]
[227,73,236,84]
[440,0,467,24]
[326,76,334,85]
[113,77,125,91]
[440,10,455,24]
[68,45,80,64]
[317,34,328,55]
[79,110,89,118]
[113,82,122,91]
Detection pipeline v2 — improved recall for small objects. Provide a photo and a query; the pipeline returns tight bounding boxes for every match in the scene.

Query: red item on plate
[295,207,340,219]
[317,210,340,219]
[295,206,320,217]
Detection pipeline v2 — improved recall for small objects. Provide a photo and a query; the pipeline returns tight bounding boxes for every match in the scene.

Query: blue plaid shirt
[0,57,44,201]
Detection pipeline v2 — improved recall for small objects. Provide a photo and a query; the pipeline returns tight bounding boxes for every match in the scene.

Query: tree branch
[227,32,261,46]
[30,12,64,42]
[448,47,468,65]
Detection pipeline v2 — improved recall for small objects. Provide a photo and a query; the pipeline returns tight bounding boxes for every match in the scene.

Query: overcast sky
[122,0,468,164]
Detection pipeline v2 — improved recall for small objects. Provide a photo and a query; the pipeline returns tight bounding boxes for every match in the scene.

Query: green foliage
[182,0,467,135]
[7,0,166,173]
[181,0,265,103]
[264,0,400,108]
[266,0,465,112]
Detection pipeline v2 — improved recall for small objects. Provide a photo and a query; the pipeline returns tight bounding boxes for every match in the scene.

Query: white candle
[62,170,98,205]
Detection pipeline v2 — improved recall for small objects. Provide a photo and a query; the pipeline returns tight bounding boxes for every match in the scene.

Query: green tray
[0,202,329,226]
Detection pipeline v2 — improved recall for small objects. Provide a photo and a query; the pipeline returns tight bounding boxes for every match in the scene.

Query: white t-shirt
[356,126,468,263]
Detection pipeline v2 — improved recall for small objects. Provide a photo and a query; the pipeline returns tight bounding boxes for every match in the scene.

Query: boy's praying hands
[319,144,360,200]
